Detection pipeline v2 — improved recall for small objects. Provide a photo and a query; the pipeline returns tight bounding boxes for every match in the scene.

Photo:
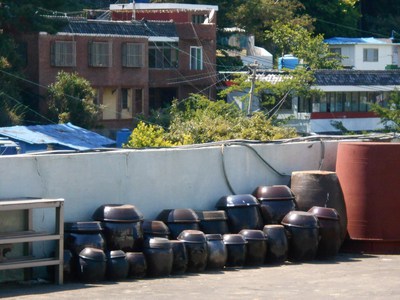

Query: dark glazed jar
[143,237,173,277]
[142,220,170,240]
[216,194,263,233]
[252,185,297,224]
[308,206,342,259]
[239,229,267,266]
[177,230,208,273]
[282,211,320,261]
[64,221,106,257]
[78,247,107,282]
[196,210,230,234]
[106,250,129,281]
[92,204,144,252]
[206,234,227,270]
[157,209,200,239]
[170,240,188,275]
[126,252,147,279]
[262,225,288,264]
[223,234,247,268]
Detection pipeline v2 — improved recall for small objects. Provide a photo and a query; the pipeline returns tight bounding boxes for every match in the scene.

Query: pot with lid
[126,252,147,279]
[106,250,129,281]
[223,234,247,267]
[142,220,170,240]
[308,206,341,259]
[282,211,320,261]
[92,204,144,252]
[206,234,227,270]
[239,229,267,266]
[178,230,208,273]
[142,237,173,277]
[262,224,288,264]
[216,194,263,233]
[78,247,107,282]
[252,185,297,224]
[157,209,200,239]
[170,240,188,274]
[196,210,229,234]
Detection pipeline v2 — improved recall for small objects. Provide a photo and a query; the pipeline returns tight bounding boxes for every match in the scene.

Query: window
[330,48,342,56]
[122,43,144,67]
[89,42,111,67]
[192,14,206,24]
[363,48,378,62]
[121,88,129,110]
[135,89,143,114]
[190,46,203,70]
[51,41,76,67]
[149,42,178,69]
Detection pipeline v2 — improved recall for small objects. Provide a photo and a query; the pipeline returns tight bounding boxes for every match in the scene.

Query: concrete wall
[0,141,338,220]
[0,140,339,262]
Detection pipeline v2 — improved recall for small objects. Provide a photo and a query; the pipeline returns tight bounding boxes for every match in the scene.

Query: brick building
[18,3,218,130]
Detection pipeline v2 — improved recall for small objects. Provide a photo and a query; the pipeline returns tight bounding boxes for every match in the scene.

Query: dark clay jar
[64,221,106,257]
[170,240,188,274]
[178,230,208,273]
[196,210,230,235]
[106,250,129,281]
[126,252,147,279]
[262,225,288,264]
[223,234,247,268]
[143,238,173,277]
[282,211,320,262]
[157,209,200,239]
[308,206,342,259]
[206,234,227,270]
[239,229,267,266]
[78,247,107,282]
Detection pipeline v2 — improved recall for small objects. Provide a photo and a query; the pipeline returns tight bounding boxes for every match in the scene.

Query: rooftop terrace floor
[1,253,399,299]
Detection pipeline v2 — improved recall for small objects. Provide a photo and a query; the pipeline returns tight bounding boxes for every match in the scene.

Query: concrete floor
[1,253,400,299]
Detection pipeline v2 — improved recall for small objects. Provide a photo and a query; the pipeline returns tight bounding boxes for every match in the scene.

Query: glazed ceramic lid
[64,221,103,232]
[142,220,170,235]
[281,211,319,228]
[206,233,223,241]
[79,247,106,261]
[107,250,126,259]
[239,229,267,241]
[196,210,228,221]
[143,237,172,249]
[252,185,295,201]
[223,234,248,245]
[92,204,144,223]
[177,230,207,243]
[156,209,200,223]
[216,194,259,208]
[308,206,340,221]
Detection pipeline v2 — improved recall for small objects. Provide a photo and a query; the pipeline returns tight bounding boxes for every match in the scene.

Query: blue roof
[324,37,388,45]
[0,123,115,151]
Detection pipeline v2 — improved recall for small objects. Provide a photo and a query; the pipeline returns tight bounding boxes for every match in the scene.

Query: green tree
[370,91,400,132]
[47,71,103,129]
[266,22,342,69]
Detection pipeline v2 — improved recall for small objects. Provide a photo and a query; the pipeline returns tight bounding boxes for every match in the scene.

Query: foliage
[370,90,400,131]
[125,94,298,147]
[216,50,244,71]
[265,22,342,69]
[47,71,102,129]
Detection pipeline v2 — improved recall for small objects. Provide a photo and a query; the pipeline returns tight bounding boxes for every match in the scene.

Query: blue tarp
[324,37,388,45]
[0,123,115,153]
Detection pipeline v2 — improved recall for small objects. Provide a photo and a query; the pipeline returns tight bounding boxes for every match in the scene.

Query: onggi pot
[308,206,342,259]
[262,225,288,264]
[223,234,247,268]
[92,204,144,252]
[196,210,230,234]
[106,250,129,281]
[142,237,173,277]
[206,234,227,270]
[239,229,267,266]
[282,211,320,261]
[126,252,147,279]
[178,230,208,273]
[170,240,188,274]
[142,220,170,240]
[78,247,107,282]
[157,209,200,239]
[216,194,263,233]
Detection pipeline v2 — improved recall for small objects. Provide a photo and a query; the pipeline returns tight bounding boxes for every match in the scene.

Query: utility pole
[247,61,258,116]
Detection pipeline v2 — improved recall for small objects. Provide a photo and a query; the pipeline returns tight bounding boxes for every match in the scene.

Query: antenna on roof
[132,0,136,21]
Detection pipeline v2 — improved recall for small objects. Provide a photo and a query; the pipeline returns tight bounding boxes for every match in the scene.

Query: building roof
[110,3,219,12]
[58,19,178,40]
[0,123,115,151]
[324,37,389,45]
[314,70,400,86]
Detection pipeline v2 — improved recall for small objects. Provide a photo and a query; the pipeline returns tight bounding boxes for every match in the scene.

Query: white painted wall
[353,44,393,70]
